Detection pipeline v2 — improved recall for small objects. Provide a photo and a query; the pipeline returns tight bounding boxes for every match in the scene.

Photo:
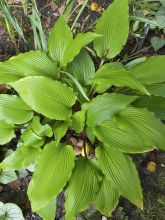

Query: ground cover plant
[0,0,165,219]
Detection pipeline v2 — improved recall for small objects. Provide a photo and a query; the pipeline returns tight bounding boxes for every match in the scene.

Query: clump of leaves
[0,0,165,219]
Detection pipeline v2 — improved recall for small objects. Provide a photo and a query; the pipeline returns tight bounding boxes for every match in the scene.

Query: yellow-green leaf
[93,177,120,216]
[96,146,143,208]
[0,94,33,124]
[94,0,129,58]
[9,76,76,120]
[28,142,75,211]
[0,120,15,145]
[65,158,100,220]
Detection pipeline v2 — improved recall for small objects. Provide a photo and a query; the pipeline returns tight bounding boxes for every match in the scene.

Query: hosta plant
[0,0,165,219]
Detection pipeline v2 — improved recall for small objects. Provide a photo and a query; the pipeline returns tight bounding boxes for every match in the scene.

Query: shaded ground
[0,1,165,220]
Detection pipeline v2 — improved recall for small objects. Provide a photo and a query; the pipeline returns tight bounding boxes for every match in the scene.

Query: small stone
[146,161,156,173]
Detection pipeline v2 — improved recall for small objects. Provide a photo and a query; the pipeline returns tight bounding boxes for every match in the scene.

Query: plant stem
[71,0,89,31]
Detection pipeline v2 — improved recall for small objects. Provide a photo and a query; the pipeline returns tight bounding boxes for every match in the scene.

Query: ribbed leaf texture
[94,120,153,153]
[28,142,75,211]
[94,177,120,216]
[94,0,129,58]
[0,95,33,124]
[0,145,41,171]
[0,170,17,184]
[130,56,165,84]
[91,63,149,95]
[83,93,137,127]
[68,49,95,85]
[0,202,24,220]
[0,61,22,83]
[21,116,53,148]
[65,158,100,220]
[36,199,56,220]
[0,120,15,145]
[9,50,59,79]
[9,76,76,120]
[134,96,165,120]
[48,16,73,63]
[96,146,143,208]
[146,83,165,97]
[116,107,165,150]
[61,32,101,66]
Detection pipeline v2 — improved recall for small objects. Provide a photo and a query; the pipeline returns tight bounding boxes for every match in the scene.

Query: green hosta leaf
[0,95,33,124]
[53,121,71,144]
[65,158,100,220]
[0,145,41,171]
[82,93,137,127]
[9,76,76,120]
[93,177,120,216]
[21,129,44,148]
[72,110,86,133]
[28,142,75,211]
[62,71,90,101]
[134,96,165,120]
[48,16,73,63]
[96,146,143,208]
[0,120,15,145]
[0,61,22,84]
[36,198,56,220]
[94,0,129,58]
[130,56,165,85]
[91,63,149,95]
[67,49,95,85]
[61,32,102,66]
[9,50,59,79]
[146,83,165,97]
[151,36,165,51]
[94,120,152,153]
[0,202,24,220]
[31,116,53,138]
[0,170,17,184]
[21,116,53,148]
[94,83,112,94]
[116,107,165,150]
[85,126,95,144]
